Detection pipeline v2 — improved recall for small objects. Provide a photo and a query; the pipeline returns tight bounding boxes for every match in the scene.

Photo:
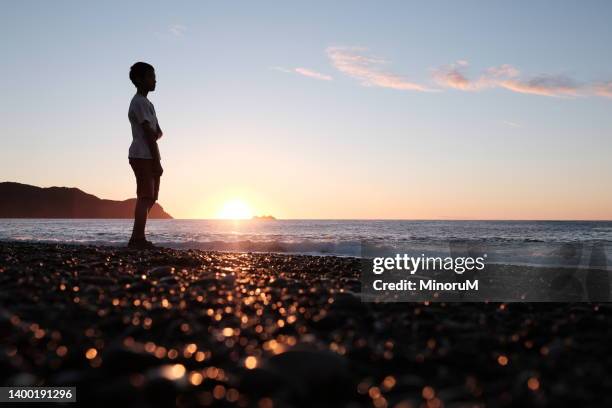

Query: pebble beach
[1,241,611,407]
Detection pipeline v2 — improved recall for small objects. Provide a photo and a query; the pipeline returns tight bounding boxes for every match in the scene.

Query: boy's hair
[129,62,154,86]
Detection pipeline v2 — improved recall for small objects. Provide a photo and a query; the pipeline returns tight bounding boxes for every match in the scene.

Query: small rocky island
[252,215,276,220]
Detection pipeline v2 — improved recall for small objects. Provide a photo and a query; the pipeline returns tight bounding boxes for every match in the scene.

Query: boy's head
[129,62,156,91]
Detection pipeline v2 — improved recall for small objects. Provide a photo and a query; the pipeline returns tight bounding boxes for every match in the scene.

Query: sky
[1,1,611,220]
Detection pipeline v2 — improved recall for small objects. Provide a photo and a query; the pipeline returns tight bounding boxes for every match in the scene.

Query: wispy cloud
[326,46,432,92]
[592,81,612,97]
[431,60,480,91]
[432,61,581,97]
[168,24,187,37]
[498,75,580,97]
[272,66,333,81]
[271,66,292,73]
[501,120,522,128]
[276,48,612,99]
[294,68,333,81]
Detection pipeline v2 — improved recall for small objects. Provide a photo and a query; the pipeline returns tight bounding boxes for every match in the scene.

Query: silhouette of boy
[127,62,163,249]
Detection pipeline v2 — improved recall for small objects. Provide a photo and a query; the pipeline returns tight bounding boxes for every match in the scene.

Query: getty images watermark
[360,240,611,302]
[371,253,486,292]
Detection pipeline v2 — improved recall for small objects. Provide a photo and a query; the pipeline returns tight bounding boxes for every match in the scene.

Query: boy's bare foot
[127,238,157,249]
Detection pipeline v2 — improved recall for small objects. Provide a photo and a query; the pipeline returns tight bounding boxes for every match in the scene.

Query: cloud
[501,120,522,128]
[276,49,612,99]
[271,66,293,73]
[431,60,481,91]
[486,65,520,78]
[326,46,432,92]
[294,68,333,81]
[272,66,333,81]
[592,81,612,97]
[433,61,581,97]
[168,24,187,37]
[497,75,580,97]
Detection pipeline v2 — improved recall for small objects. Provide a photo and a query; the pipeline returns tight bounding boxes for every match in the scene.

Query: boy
[127,62,164,249]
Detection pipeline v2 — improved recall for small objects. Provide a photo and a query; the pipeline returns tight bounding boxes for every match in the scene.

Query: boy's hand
[142,121,162,160]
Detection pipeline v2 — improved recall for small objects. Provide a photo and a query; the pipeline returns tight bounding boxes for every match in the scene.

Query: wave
[1,237,363,257]
[159,239,364,257]
[3,237,610,270]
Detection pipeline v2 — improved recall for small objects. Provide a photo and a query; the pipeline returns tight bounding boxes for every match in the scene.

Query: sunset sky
[1,1,611,219]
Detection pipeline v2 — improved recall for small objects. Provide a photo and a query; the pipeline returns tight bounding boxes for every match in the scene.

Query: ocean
[0,219,610,269]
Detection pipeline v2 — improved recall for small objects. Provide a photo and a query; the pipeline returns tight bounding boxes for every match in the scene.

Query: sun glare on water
[217,199,253,220]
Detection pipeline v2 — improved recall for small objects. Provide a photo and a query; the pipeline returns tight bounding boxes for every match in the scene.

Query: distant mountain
[0,182,172,219]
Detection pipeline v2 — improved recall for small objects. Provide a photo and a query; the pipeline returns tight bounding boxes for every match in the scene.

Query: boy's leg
[146,174,161,214]
[131,197,152,240]
[129,159,156,241]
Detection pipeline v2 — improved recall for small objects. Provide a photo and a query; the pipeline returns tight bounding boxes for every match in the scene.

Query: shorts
[129,158,161,201]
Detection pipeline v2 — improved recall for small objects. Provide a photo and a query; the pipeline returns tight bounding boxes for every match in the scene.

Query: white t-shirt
[128,94,160,159]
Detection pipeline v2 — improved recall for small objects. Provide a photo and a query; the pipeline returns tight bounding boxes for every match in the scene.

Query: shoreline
[1,239,609,271]
[1,241,612,407]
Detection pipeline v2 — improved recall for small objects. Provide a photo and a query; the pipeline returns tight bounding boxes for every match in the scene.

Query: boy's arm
[141,121,161,161]
[156,123,163,140]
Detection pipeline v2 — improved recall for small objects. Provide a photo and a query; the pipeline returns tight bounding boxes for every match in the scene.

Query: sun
[217,199,254,220]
